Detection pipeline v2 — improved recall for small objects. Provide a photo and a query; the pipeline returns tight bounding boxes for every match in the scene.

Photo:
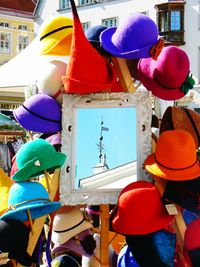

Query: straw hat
[51,206,93,245]
[144,129,200,180]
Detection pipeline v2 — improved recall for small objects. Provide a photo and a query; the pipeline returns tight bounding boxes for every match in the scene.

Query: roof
[0,0,37,17]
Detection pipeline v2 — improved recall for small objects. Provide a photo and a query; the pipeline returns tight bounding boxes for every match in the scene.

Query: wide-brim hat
[0,219,33,266]
[52,206,93,245]
[0,168,13,216]
[13,94,62,133]
[39,15,73,56]
[100,13,161,59]
[184,218,200,251]
[12,139,66,182]
[112,181,173,235]
[62,0,117,94]
[144,129,200,181]
[160,106,200,149]
[125,229,176,267]
[0,182,61,222]
[137,46,193,100]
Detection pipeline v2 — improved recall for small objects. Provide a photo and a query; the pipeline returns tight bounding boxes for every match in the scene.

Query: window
[18,36,29,53]
[0,33,11,54]
[60,0,70,9]
[82,22,90,31]
[79,0,93,5]
[18,25,28,31]
[0,22,10,28]
[102,17,118,28]
[155,1,185,45]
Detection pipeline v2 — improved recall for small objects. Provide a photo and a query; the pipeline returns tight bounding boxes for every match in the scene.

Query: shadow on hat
[144,129,200,181]
[37,60,67,104]
[39,15,73,56]
[160,106,200,149]
[117,245,140,267]
[126,229,176,267]
[162,177,200,213]
[111,180,173,235]
[51,254,80,267]
[13,94,62,133]
[137,46,195,101]
[0,181,61,222]
[100,13,163,59]
[0,219,33,266]
[62,0,117,94]
[51,206,93,245]
[12,139,66,182]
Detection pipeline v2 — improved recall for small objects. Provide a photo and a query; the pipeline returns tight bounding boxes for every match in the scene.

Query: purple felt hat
[100,13,161,59]
[137,46,195,101]
[13,93,62,133]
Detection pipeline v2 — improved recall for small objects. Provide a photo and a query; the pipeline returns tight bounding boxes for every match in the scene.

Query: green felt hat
[12,139,67,182]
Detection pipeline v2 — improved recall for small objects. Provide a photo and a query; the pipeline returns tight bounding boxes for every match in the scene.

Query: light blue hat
[0,181,61,222]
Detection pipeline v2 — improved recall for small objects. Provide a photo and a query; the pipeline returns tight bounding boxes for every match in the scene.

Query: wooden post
[100,204,110,267]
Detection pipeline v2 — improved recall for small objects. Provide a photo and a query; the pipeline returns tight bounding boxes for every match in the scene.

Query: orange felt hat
[62,0,117,94]
[144,129,200,181]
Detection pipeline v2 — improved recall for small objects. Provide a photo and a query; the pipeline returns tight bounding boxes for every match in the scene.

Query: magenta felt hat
[13,94,62,133]
[137,46,195,100]
[100,13,162,59]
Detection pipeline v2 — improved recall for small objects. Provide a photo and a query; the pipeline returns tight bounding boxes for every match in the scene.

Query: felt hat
[126,229,176,267]
[137,46,195,100]
[45,133,61,146]
[117,245,140,267]
[0,219,32,266]
[162,177,200,213]
[100,13,162,59]
[12,139,66,182]
[85,25,107,44]
[13,94,62,133]
[62,0,117,94]
[112,180,173,235]
[39,15,73,56]
[160,106,200,149]
[182,210,198,226]
[51,254,80,267]
[37,60,67,104]
[0,168,13,216]
[144,129,200,181]
[0,181,61,222]
[184,218,200,251]
[52,228,96,257]
[51,206,93,245]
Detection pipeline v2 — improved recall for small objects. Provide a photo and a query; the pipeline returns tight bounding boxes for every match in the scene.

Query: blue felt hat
[85,25,107,44]
[117,245,140,267]
[0,181,61,222]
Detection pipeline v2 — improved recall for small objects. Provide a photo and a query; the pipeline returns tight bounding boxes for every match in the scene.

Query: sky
[75,107,137,188]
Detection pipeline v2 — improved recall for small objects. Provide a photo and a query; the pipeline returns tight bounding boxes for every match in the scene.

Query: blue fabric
[182,210,198,226]
[117,245,140,267]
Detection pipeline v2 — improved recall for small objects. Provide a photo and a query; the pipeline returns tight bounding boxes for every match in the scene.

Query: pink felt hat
[137,46,195,100]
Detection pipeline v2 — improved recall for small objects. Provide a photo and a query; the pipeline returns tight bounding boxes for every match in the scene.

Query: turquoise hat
[12,139,67,182]
[0,181,61,222]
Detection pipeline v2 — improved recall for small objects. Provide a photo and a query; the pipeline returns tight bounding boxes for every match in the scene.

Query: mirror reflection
[75,107,137,190]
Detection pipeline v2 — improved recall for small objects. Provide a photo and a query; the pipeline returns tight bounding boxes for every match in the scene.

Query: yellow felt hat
[0,168,13,216]
[39,15,73,56]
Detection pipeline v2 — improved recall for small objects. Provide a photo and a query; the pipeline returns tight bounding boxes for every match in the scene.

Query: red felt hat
[62,0,117,94]
[184,218,200,250]
[112,180,173,235]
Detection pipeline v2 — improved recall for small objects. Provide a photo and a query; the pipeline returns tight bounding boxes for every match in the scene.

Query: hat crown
[112,13,158,52]
[155,129,197,170]
[153,46,190,89]
[16,139,57,169]
[85,25,107,43]
[8,182,49,206]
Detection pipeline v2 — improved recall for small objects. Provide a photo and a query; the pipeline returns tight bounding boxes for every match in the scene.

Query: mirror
[60,92,152,205]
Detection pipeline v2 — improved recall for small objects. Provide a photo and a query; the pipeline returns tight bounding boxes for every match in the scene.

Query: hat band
[154,154,198,171]
[53,217,85,233]
[5,198,51,212]
[40,25,73,41]
[22,105,61,123]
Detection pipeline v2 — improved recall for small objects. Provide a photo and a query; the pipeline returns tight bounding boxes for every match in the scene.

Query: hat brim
[144,153,200,181]
[52,219,92,245]
[0,201,61,222]
[100,27,160,59]
[13,105,61,133]
[12,153,66,181]
[137,57,185,100]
